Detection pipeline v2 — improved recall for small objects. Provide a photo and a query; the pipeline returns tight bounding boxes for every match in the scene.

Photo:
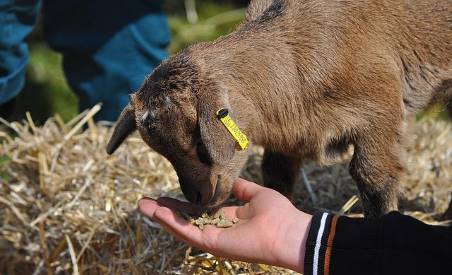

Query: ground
[0,108,450,274]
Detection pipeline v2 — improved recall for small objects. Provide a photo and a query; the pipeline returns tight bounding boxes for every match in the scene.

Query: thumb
[232,178,265,202]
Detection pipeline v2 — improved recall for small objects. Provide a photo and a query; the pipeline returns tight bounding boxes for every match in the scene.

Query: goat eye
[142,111,155,128]
[196,141,212,165]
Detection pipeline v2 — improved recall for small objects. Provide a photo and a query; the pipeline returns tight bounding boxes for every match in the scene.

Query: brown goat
[107,0,451,218]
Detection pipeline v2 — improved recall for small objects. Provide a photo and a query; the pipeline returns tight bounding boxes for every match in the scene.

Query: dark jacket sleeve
[304,211,452,275]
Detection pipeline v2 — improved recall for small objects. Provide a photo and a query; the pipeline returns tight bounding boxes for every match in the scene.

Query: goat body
[107,0,451,217]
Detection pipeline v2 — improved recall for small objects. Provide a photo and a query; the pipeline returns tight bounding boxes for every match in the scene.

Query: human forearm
[303,211,452,275]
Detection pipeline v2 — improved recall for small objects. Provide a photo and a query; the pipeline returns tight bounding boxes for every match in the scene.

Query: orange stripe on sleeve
[324,215,339,275]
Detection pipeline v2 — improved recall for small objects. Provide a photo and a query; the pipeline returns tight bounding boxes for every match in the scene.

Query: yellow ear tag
[216,108,249,150]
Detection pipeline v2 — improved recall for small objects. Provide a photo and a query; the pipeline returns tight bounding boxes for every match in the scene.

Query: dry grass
[0,106,450,274]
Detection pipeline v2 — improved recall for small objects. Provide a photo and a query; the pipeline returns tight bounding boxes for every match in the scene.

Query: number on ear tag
[216,108,249,150]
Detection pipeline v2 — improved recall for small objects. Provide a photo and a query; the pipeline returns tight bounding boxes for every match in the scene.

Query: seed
[181,210,237,229]
[217,220,233,228]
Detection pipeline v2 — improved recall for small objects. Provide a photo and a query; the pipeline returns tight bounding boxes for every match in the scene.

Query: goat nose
[196,191,214,206]
[179,178,215,206]
[195,192,202,205]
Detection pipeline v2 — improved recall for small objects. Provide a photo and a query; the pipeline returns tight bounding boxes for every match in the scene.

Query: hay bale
[0,106,450,274]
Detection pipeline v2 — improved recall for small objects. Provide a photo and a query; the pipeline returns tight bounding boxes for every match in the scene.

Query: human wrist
[275,209,312,273]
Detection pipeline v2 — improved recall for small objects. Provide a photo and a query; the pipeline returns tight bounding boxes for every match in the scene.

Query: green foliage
[12,44,77,123]
[168,3,245,53]
[0,154,9,165]
[416,103,450,121]
[0,154,11,181]
[15,43,78,122]
[27,44,77,120]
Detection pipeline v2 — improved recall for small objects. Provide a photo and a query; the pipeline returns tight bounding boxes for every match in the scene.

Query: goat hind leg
[350,129,403,218]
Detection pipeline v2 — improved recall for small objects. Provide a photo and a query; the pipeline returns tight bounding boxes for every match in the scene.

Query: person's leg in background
[0,0,41,118]
[42,0,170,121]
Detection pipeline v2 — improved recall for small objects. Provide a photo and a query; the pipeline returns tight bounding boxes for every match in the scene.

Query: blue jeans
[0,0,170,121]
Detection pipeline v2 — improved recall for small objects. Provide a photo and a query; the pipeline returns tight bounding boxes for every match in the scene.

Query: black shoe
[0,97,16,119]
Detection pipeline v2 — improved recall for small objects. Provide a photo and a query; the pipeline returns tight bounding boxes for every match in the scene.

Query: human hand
[138,178,312,273]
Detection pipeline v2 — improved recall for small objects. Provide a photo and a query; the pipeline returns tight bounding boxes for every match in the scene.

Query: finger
[157,198,248,220]
[139,199,207,247]
[137,198,160,219]
[232,178,266,202]
[234,203,253,220]
[152,205,208,247]
[157,197,202,215]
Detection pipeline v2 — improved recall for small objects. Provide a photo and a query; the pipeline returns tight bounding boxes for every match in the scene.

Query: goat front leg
[350,125,404,218]
[262,151,302,198]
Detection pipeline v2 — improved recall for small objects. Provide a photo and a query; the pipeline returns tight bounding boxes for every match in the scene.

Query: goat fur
[107,0,451,218]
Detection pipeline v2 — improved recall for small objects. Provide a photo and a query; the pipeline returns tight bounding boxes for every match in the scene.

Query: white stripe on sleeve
[313,213,328,275]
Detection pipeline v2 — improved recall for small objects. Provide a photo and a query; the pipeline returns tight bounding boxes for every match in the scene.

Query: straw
[0,106,450,274]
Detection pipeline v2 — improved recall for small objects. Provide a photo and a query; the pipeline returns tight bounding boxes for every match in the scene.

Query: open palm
[138,178,311,272]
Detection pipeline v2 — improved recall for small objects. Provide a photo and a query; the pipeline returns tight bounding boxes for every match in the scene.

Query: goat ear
[199,95,236,164]
[106,103,136,155]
